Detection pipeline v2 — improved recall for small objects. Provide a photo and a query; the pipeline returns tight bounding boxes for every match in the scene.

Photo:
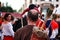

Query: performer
[2,13,14,40]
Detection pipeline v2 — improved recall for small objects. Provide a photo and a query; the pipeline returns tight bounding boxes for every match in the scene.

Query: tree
[5,6,13,12]
[1,6,6,12]
[1,6,14,12]
[13,10,17,12]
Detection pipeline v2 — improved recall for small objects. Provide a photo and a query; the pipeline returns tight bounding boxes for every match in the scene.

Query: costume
[2,22,14,40]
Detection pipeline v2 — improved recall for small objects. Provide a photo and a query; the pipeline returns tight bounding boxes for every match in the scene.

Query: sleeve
[21,8,29,17]
[8,23,14,37]
[50,28,58,38]
[14,28,22,40]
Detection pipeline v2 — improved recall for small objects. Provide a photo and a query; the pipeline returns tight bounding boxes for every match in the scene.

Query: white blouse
[2,22,14,37]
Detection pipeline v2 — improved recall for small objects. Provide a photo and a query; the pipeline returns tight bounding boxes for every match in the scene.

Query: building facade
[32,0,60,7]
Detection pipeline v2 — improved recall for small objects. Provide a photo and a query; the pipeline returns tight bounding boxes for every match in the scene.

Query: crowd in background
[0,4,60,40]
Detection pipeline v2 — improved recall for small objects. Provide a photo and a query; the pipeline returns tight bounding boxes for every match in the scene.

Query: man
[14,9,49,40]
[20,4,40,17]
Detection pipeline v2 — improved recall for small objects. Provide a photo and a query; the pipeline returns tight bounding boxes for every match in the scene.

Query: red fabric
[34,7,41,15]
[20,7,41,17]
[0,20,2,25]
[21,8,29,17]
[36,19,46,29]
[3,36,14,40]
[51,20,58,31]
[36,19,41,27]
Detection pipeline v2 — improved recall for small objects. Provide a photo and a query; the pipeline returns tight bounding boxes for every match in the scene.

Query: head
[27,9,38,23]
[49,4,54,10]
[46,9,53,18]
[29,4,37,10]
[4,13,12,21]
[52,14,58,20]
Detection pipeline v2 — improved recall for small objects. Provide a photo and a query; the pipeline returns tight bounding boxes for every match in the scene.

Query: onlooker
[53,6,60,40]
[49,14,58,40]
[45,9,53,37]
[13,18,22,32]
[22,16,27,26]
[1,13,14,40]
[49,4,54,11]
[14,9,49,40]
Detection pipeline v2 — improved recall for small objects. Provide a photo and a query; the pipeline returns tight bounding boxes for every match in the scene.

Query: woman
[2,13,14,40]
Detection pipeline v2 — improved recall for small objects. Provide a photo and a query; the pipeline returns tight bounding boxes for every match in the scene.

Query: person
[20,4,41,17]
[49,4,54,11]
[1,13,14,40]
[49,14,58,40]
[0,16,3,40]
[53,6,60,40]
[45,10,52,37]
[14,9,49,40]
[22,16,27,26]
[13,18,22,32]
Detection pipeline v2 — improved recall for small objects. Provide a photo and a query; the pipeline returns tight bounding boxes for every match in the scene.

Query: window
[40,0,45,1]
[56,4,59,8]
[56,0,59,2]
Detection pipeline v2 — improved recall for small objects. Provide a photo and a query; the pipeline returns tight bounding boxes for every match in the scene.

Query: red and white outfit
[30,18,46,40]
[2,22,14,40]
[50,20,58,39]
[36,18,45,29]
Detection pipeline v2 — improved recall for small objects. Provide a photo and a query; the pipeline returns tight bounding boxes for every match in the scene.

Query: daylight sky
[0,0,25,11]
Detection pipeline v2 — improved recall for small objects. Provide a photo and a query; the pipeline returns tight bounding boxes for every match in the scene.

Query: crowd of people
[0,4,60,40]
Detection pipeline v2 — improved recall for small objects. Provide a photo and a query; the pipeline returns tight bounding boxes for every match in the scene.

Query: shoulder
[51,20,58,27]
[16,25,33,33]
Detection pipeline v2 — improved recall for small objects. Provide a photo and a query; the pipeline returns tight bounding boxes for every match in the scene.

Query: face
[6,15,11,21]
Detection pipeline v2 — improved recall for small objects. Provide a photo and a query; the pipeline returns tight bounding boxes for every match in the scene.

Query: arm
[50,28,58,38]
[14,28,22,40]
[8,23,14,37]
[20,8,29,17]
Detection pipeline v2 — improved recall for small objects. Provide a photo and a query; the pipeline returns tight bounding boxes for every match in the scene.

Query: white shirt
[2,22,14,37]
[50,28,58,38]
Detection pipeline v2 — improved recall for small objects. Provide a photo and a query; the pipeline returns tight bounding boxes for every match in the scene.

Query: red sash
[3,36,14,40]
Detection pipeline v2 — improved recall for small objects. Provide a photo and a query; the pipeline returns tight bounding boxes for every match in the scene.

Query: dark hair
[4,13,11,20]
[50,4,54,9]
[27,11,38,22]
[47,8,53,17]
[29,4,37,10]
[11,16,14,21]
[52,14,57,20]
